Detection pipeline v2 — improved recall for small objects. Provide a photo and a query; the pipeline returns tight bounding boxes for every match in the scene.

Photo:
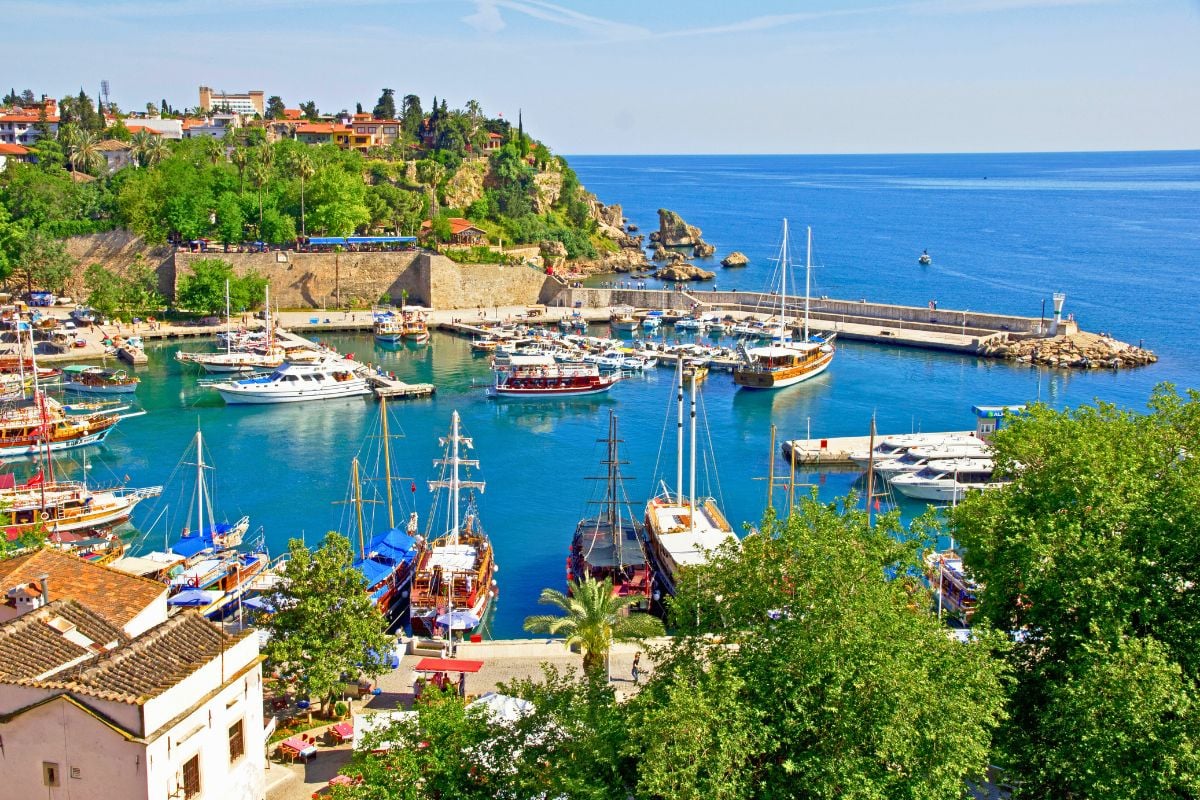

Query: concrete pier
[271,327,436,401]
[782,431,976,466]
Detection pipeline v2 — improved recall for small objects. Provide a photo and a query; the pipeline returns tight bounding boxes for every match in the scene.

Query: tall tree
[669,500,1008,798]
[265,95,286,119]
[299,100,319,121]
[287,149,315,236]
[130,130,169,167]
[13,230,75,293]
[401,94,423,136]
[264,533,393,713]
[950,391,1200,797]
[372,88,396,120]
[63,126,104,174]
[523,576,663,677]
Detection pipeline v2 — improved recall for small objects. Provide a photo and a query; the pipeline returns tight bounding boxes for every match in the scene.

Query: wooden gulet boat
[409,411,497,639]
[62,364,140,394]
[487,354,619,398]
[644,356,738,598]
[733,220,836,390]
[567,411,654,609]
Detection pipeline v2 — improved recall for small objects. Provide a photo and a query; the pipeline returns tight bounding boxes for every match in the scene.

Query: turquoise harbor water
[42,152,1200,638]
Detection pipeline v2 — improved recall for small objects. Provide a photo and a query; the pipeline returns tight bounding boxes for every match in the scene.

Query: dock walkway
[272,328,435,401]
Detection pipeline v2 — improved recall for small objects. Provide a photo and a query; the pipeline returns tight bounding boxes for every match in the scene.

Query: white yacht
[214,358,372,405]
[848,433,983,470]
[889,458,999,503]
[875,442,992,481]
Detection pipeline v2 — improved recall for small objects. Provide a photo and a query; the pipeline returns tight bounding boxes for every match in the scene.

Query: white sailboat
[177,283,284,374]
[169,427,250,558]
[644,356,738,597]
[733,220,836,390]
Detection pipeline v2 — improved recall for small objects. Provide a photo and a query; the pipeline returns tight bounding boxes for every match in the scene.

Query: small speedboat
[919,250,932,265]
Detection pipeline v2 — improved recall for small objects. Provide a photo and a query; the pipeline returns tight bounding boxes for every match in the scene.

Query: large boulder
[721,251,749,268]
[656,209,704,247]
[575,249,650,275]
[531,170,564,214]
[651,243,667,260]
[653,263,715,282]
[662,249,689,265]
[539,240,569,270]
[693,240,715,258]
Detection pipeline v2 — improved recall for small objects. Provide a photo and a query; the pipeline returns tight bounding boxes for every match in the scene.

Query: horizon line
[563,147,1200,158]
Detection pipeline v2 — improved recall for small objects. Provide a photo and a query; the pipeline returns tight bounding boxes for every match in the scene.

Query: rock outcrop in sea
[721,251,749,268]
[653,263,715,281]
[978,331,1157,369]
[654,209,716,260]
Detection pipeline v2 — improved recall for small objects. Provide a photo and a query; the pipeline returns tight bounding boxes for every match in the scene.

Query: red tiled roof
[0,114,60,123]
[488,132,503,139]
[0,549,166,631]
[0,143,30,155]
[295,122,340,135]
[124,125,162,135]
[419,218,487,236]
[283,108,303,119]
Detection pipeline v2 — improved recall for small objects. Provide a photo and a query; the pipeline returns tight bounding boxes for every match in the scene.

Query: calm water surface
[47,152,1200,638]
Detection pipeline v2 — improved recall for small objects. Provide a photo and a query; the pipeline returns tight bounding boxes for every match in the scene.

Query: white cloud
[463,0,506,33]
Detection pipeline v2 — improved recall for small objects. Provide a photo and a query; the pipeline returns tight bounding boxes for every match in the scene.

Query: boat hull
[733,349,834,390]
[63,381,138,394]
[0,426,114,458]
[217,383,373,404]
[487,382,615,398]
[374,333,403,343]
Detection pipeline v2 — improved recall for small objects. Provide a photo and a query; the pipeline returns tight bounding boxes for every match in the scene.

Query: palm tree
[289,150,315,236]
[524,576,664,677]
[248,161,269,239]
[199,135,223,166]
[64,127,103,174]
[130,130,170,168]
[230,146,249,192]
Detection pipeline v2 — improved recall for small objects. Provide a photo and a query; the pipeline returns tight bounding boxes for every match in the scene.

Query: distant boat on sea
[919,250,932,265]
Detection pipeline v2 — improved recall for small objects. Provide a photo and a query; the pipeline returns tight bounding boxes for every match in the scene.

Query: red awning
[414,658,484,673]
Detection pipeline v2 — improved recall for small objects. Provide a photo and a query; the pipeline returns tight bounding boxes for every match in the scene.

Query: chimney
[38,573,50,604]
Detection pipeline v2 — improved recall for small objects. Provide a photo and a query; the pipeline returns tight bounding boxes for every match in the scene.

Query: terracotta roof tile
[0,549,166,631]
[0,599,127,681]
[40,612,252,703]
[0,143,30,155]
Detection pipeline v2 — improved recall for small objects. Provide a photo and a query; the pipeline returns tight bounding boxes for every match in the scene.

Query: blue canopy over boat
[353,527,419,588]
[168,588,220,607]
[171,522,241,558]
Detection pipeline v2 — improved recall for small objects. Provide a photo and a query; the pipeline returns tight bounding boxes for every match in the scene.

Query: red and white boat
[487,354,619,398]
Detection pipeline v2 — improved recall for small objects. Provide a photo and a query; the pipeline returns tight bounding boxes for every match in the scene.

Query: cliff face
[442,158,488,209]
[655,208,702,247]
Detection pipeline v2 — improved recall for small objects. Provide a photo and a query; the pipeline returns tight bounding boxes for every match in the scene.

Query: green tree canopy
[175,258,266,314]
[949,388,1200,797]
[372,88,396,120]
[264,533,393,712]
[12,229,75,293]
[265,95,286,119]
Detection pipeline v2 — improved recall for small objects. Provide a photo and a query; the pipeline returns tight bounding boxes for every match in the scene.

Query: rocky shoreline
[978,331,1157,370]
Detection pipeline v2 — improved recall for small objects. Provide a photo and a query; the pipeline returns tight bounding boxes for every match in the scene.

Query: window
[43,762,60,787]
[182,754,201,799]
[228,719,245,762]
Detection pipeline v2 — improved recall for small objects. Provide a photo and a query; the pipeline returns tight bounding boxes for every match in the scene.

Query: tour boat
[889,458,1000,503]
[0,475,160,538]
[925,549,978,623]
[0,398,120,457]
[62,365,140,394]
[610,307,638,332]
[641,311,663,331]
[567,411,654,610]
[401,310,430,343]
[733,221,836,390]
[168,548,270,619]
[374,311,403,343]
[409,411,497,638]
[487,354,619,398]
[644,357,738,597]
[674,317,702,331]
[0,357,60,382]
[214,358,372,404]
[344,398,422,624]
[875,442,992,481]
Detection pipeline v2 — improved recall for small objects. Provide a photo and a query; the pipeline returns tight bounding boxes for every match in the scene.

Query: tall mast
[689,365,697,528]
[607,412,618,530]
[225,279,231,355]
[352,457,365,558]
[675,354,684,502]
[780,218,788,326]
[381,398,395,530]
[865,413,877,528]
[195,427,206,540]
[804,226,812,342]
[429,411,483,548]
[265,283,272,349]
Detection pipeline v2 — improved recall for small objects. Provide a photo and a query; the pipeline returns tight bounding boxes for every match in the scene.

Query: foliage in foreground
[949,385,1200,799]
[174,258,267,314]
[333,501,1007,800]
[264,533,393,713]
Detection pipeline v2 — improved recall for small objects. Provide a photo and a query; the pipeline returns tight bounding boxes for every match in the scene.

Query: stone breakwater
[978,331,1158,369]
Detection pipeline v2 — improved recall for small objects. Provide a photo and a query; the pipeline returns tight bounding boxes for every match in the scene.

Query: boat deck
[782,430,976,466]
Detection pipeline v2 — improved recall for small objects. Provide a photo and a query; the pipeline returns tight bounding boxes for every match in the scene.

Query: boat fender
[492,564,498,573]
[488,590,495,598]
[39,511,50,521]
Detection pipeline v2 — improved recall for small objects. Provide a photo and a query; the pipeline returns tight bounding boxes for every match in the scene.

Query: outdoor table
[330,722,354,744]
[280,736,318,763]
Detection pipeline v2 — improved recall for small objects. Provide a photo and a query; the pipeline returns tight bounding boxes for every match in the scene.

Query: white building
[97,139,136,173]
[0,551,267,800]
[0,98,60,145]
[183,113,242,139]
[127,117,184,140]
[199,86,264,117]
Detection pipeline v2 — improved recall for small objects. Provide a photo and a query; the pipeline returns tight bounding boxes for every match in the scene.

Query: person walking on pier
[632,652,642,685]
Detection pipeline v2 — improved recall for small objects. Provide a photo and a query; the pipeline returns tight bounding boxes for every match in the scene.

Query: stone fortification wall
[172,250,557,310]
[425,256,560,310]
[63,230,176,299]
[174,249,424,308]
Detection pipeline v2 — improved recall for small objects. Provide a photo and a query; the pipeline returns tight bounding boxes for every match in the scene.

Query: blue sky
[6,0,1198,153]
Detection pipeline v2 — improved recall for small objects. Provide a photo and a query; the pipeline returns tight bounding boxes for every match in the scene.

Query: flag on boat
[23,471,44,488]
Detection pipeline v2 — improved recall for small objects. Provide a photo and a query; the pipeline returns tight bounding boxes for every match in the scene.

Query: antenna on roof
[100,80,110,112]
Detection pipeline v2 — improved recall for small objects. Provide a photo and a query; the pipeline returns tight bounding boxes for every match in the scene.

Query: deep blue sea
[57,152,1200,638]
